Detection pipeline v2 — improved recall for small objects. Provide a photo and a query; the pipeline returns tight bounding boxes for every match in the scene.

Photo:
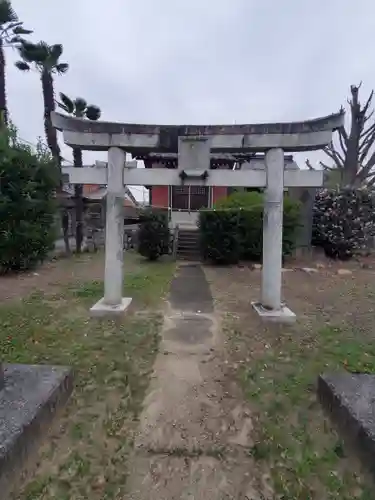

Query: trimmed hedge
[313,187,375,260]
[199,191,301,264]
[137,208,170,260]
[199,210,240,264]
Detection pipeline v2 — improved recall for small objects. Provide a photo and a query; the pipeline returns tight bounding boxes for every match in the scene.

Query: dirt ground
[204,254,375,499]
[0,254,105,303]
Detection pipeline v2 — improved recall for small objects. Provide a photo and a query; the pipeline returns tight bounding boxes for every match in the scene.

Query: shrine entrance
[171,186,209,226]
[52,109,343,322]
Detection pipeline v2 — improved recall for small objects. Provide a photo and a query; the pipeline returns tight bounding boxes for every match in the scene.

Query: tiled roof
[82,185,137,207]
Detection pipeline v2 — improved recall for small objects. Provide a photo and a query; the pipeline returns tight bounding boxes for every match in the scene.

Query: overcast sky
[7,0,375,200]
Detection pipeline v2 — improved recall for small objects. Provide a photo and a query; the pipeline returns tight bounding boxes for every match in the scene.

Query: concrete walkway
[126,264,271,499]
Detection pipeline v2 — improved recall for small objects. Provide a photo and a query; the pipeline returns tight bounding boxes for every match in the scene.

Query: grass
[223,323,375,500]
[0,253,175,500]
[231,324,375,499]
[206,263,375,500]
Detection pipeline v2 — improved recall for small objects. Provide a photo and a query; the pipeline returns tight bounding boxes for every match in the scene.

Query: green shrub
[0,132,58,272]
[200,191,300,263]
[313,187,375,260]
[282,196,302,257]
[137,208,170,261]
[199,210,240,264]
[215,190,263,210]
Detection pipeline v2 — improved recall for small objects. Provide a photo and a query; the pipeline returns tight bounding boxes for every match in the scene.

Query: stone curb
[0,364,74,499]
[318,372,375,480]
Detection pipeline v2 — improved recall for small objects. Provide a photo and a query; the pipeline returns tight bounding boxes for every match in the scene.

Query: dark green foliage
[199,210,240,265]
[0,130,58,272]
[282,196,302,257]
[137,209,170,261]
[200,191,300,263]
[216,190,263,210]
[313,187,375,260]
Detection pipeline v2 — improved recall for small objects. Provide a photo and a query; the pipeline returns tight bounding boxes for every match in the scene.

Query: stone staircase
[176,227,201,261]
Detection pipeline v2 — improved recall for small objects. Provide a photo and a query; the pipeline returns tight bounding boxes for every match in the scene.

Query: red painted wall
[212,187,227,205]
[151,186,168,208]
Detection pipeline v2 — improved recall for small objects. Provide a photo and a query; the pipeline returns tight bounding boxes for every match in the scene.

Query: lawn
[205,257,375,500]
[0,251,175,500]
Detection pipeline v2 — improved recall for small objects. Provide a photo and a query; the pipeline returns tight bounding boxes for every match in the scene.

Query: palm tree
[15,41,68,164]
[57,93,101,253]
[15,41,70,252]
[0,1,32,126]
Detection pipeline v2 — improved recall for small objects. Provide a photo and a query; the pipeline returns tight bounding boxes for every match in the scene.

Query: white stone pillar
[252,148,295,322]
[90,147,132,316]
[261,148,284,310]
[104,147,125,305]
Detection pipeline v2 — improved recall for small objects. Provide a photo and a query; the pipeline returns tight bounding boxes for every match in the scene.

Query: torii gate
[52,111,344,322]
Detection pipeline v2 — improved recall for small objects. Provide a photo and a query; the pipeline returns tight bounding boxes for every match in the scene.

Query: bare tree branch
[359,127,375,164]
[365,172,375,187]
[361,90,374,118]
[363,109,374,124]
[338,128,348,154]
[305,159,314,170]
[363,150,375,172]
[319,161,334,171]
[324,142,345,168]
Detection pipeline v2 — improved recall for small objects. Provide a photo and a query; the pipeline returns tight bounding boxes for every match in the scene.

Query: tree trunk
[0,38,7,128]
[41,69,60,163]
[41,70,70,253]
[73,147,84,253]
[61,207,70,254]
[343,86,362,186]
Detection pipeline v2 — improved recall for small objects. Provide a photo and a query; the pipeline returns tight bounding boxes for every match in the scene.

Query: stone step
[177,247,200,253]
[178,240,200,249]
[178,232,200,240]
[177,253,201,261]
[176,247,201,259]
[176,228,200,261]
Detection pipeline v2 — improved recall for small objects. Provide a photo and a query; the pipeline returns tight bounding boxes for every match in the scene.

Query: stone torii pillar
[90,147,132,316]
[251,148,294,321]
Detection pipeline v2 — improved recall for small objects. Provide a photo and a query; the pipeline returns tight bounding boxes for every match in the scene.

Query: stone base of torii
[52,110,344,323]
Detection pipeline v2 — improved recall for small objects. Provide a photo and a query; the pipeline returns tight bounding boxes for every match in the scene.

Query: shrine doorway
[170,186,209,226]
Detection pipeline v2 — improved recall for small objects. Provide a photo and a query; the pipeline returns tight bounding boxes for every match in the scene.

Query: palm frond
[18,40,48,64]
[0,1,18,25]
[74,97,87,115]
[85,105,101,121]
[57,102,69,113]
[12,26,33,36]
[59,92,74,114]
[55,62,68,75]
[32,41,50,62]
[14,60,30,71]
[9,34,21,44]
[50,43,63,61]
